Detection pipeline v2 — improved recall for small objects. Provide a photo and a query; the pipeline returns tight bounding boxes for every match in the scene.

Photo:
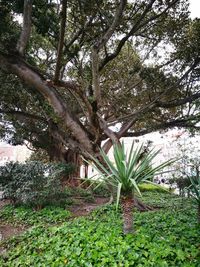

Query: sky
[189,0,200,18]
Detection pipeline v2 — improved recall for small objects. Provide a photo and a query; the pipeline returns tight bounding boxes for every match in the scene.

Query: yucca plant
[189,176,200,223]
[88,142,174,234]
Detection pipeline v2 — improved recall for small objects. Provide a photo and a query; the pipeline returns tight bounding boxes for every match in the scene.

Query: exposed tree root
[134,198,155,211]
[105,195,155,211]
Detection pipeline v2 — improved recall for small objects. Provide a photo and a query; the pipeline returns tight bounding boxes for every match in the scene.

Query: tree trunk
[48,144,81,187]
[121,195,134,234]
[48,145,66,163]
[63,149,81,187]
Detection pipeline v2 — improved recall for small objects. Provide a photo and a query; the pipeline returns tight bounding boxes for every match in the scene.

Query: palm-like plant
[189,176,200,223]
[88,142,174,234]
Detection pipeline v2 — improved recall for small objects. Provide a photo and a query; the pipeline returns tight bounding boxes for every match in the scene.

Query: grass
[0,192,199,266]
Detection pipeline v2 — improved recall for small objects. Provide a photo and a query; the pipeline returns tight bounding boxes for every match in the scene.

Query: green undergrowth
[140,191,195,210]
[0,193,199,266]
[138,183,169,193]
[0,205,71,226]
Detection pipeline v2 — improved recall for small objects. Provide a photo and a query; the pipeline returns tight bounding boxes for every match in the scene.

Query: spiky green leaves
[87,142,175,208]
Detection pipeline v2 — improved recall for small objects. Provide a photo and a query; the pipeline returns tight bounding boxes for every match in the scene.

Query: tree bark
[48,144,66,163]
[54,0,67,82]
[64,149,81,187]
[47,144,81,187]
[16,0,32,56]
[121,194,134,234]
[0,52,94,156]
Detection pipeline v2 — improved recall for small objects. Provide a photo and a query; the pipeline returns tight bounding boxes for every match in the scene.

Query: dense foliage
[169,177,191,196]
[0,192,199,266]
[0,1,200,161]
[0,205,71,226]
[0,161,74,207]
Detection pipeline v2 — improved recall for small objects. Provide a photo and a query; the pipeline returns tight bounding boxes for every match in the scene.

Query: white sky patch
[13,14,23,24]
[189,0,200,19]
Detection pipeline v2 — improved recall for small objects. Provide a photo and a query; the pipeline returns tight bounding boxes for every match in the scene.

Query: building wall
[81,129,199,180]
[0,147,16,165]
[0,143,31,166]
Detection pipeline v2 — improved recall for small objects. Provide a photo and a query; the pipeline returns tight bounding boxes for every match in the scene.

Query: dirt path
[0,197,109,243]
[69,197,109,217]
[0,200,26,243]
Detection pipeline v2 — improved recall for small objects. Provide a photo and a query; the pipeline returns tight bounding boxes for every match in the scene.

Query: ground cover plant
[189,176,200,223]
[0,192,199,266]
[0,206,71,226]
[88,142,174,234]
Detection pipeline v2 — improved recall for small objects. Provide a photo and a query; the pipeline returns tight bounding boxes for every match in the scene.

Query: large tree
[0,0,200,162]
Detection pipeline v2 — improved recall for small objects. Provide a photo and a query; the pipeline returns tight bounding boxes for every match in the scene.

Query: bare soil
[0,200,26,255]
[69,196,109,217]
[0,196,109,244]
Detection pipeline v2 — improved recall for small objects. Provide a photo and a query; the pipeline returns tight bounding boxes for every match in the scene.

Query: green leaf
[84,141,176,211]
[130,179,142,197]
[116,183,122,209]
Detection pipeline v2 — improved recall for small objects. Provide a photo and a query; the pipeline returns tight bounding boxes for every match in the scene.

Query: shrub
[169,177,194,196]
[0,161,74,208]
[54,162,76,186]
[82,181,111,197]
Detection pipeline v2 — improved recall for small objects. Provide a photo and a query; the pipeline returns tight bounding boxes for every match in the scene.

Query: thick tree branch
[157,92,200,108]
[64,16,94,53]
[54,0,67,82]
[99,0,179,71]
[120,117,200,137]
[97,113,119,145]
[102,118,138,153]
[0,52,94,154]
[0,109,46,122]
[102,115,199,153]
[92,49,101,106]
[102,56,200,153]
[55,80,94,119]
[95,0,127,51]
[88,0,127,137]
[16,0,32,56]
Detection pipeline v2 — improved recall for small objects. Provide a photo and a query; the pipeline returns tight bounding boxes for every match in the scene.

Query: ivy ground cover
[0,192,199,266]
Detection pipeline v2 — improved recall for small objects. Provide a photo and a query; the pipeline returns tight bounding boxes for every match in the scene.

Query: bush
[90,182,111,197]
[0,161,74,208]
[169,177,194,196]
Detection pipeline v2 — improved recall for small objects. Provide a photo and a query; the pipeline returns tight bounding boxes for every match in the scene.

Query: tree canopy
[0,0,200,160]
